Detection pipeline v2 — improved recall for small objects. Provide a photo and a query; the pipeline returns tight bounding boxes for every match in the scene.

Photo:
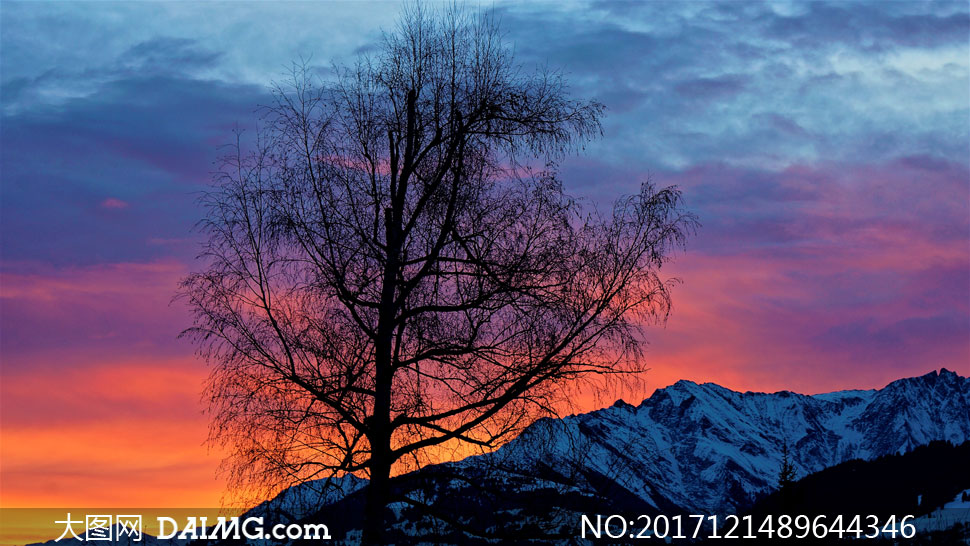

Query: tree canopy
[180,4,696,542]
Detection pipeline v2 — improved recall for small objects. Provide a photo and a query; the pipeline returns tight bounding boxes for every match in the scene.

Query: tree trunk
[362,197,402,544]
[362,313,395,545]
[361,88,414,545]
[361,447,391,545]
[362,343,393,545]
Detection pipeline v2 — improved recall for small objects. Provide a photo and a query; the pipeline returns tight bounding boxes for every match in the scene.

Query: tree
[179,4,696,543]
[778,440,798,495]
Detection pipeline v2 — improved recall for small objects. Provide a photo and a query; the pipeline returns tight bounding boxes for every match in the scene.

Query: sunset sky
[2,1,968,509]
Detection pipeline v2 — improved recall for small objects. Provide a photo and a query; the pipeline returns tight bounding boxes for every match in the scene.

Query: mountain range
[480,367,970,514]
[27,368,970,544]
[247,368,969,542]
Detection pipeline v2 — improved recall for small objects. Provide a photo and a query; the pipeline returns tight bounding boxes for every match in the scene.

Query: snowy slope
[248,474,368,522]
[479,368,970,514]
[248,368,968,519]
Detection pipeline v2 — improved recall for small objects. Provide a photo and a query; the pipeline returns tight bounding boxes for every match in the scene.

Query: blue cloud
[0,0,966,395]
[764,3,970,51]
[1,69,268,266]
[1,0,967,278]
[493,1,969,171]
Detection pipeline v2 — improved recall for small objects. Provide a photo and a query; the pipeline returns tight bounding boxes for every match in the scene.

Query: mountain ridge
[261,368,969,521]
[480,368,968,514]
[24,369,969,545]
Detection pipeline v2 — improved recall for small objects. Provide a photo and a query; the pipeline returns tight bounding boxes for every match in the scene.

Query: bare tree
[180,4,696,543]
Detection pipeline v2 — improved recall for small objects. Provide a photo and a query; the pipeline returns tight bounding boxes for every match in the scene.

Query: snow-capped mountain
[27,369,969,545]
[479,368,970,514]
[251,368,968,531]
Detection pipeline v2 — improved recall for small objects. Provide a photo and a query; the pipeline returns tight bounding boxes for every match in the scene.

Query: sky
[1,1,968,509]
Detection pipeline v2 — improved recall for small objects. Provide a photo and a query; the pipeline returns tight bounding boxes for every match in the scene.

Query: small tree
[779,441,797,491]
[180,4,696,543]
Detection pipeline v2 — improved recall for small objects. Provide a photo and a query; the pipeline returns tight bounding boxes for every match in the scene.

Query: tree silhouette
[777,440,798,512]
[779,441,797,488]
[179,4,696,543]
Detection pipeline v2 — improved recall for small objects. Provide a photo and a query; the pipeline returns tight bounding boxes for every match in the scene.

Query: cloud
[99,197,129,210]
[675,74,748,100]
[764,3,970,51]
[629,155,970,393]
[119,36,223,74]
[497,1,969,170]
[0,260,192,359]
[813,312,969,365]
[1,72,268,266]
[1,1,966,399]
[0,2,400,113]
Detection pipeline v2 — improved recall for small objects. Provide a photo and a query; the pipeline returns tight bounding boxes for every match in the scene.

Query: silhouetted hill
[749,439,970,518]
